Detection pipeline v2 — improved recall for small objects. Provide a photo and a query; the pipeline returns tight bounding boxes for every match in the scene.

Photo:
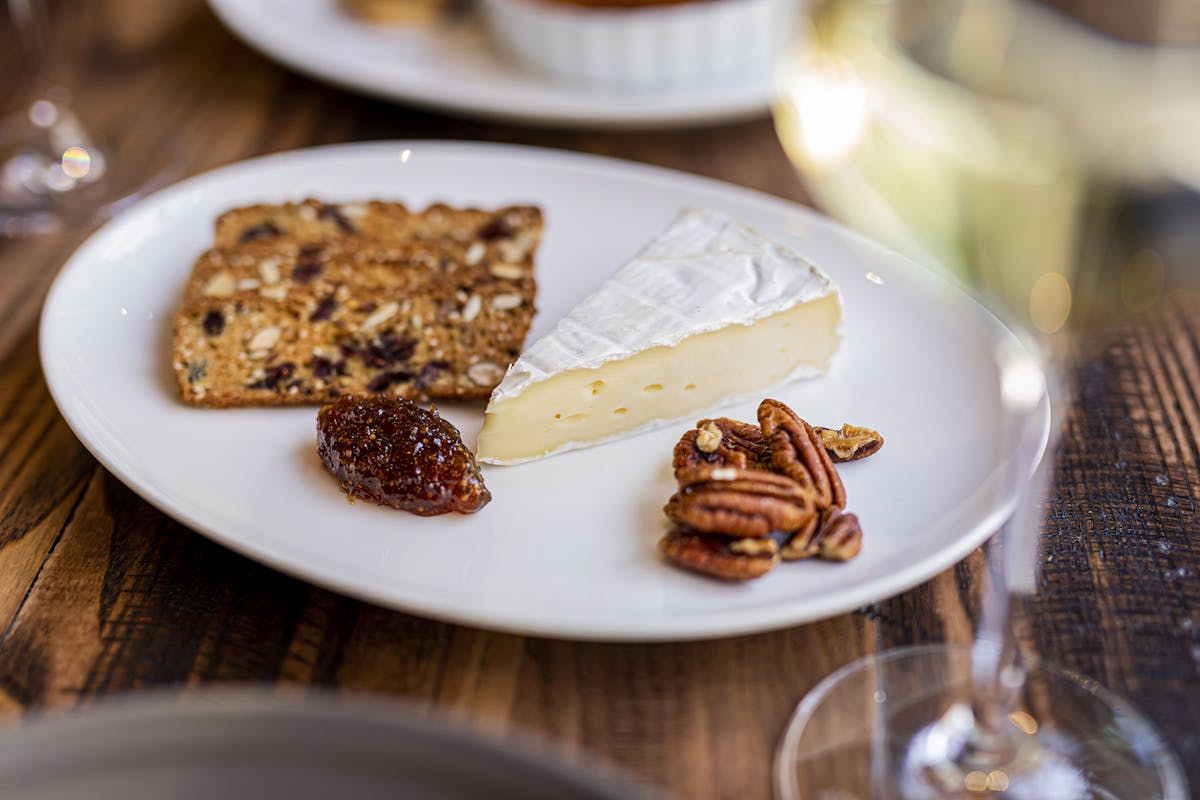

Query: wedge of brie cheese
[475,208,842,465]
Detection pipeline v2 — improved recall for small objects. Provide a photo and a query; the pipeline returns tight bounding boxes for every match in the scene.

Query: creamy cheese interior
[475,293,840,464]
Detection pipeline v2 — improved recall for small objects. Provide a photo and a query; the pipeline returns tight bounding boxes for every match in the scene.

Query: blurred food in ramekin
[480,0,800,89]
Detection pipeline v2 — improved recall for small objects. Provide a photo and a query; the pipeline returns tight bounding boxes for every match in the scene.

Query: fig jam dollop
[316,394,490,515]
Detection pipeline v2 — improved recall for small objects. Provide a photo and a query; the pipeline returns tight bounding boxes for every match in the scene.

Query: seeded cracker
[171,199,542,407]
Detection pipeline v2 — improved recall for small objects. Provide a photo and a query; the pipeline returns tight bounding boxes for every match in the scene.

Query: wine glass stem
[966,348,1060,745]
[8,0,54,98]
[968,534,1022,739]
[897,544,1026,797]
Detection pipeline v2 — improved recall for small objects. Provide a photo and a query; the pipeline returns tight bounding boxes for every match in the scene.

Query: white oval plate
[206,0,771,128]
[41,141,1040,641]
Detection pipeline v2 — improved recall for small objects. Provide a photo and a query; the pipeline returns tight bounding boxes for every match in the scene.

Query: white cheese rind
[490,209,838,402]
[477,209,842,464]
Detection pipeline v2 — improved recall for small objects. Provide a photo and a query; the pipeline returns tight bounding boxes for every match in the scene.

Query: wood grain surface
[1,4,1197,798]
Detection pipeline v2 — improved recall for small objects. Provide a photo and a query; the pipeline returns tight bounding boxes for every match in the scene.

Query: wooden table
[1,6,1197,797]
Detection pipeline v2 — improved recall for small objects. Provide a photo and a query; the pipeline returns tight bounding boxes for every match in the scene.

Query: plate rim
[204,0,771,129]
[0,686,653,798]
[38,139,1046,641]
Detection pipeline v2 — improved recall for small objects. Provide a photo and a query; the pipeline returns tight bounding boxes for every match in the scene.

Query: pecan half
[815,424,884,462]
[779,513,821,561]
[814,508,863,560]
[659,528,779,580]
[695,421,723,454]
[672,417,769,478]
[780,507,863,561]
[758,399,846,510]
[665,467,816,537]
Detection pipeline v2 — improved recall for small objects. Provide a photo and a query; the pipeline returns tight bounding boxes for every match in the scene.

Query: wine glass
[0,0,173,236]
[772,0,1197,796]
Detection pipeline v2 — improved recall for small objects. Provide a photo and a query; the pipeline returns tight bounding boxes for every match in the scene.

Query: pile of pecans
[659,399,883,581]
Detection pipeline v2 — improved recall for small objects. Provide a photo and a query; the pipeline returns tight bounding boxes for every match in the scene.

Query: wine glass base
[0,102,176,238]
[775,644,1187,800]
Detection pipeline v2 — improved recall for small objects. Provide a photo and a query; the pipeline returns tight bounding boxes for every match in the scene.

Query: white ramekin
[480,0,800,90]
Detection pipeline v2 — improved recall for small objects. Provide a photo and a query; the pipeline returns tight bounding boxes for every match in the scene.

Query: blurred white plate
[206,0,772,128]
[0,690,649,799]
[40,141,1043,641]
